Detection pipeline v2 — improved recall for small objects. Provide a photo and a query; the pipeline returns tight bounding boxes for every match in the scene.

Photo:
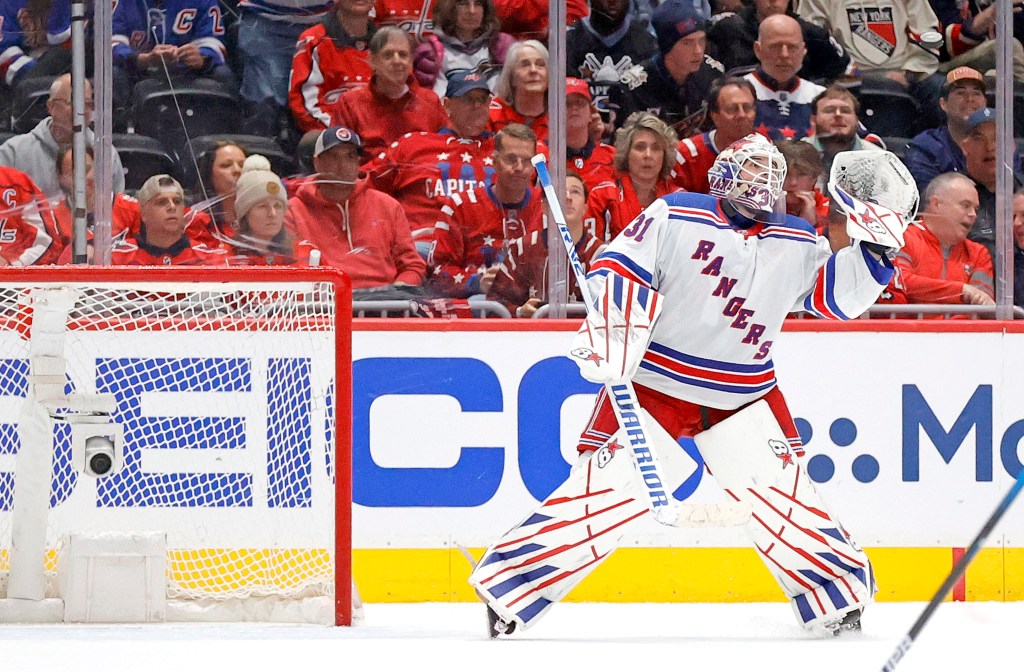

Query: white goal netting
[0,269,350,624]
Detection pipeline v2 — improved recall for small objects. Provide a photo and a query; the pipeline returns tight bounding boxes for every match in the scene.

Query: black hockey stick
[881,467,1024,671]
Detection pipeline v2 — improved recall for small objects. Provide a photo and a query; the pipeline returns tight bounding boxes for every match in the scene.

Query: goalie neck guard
[708,133,787,220]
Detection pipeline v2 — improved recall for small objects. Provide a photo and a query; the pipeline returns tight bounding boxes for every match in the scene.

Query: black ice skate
[828,608,863,636]
[486,604,516,639]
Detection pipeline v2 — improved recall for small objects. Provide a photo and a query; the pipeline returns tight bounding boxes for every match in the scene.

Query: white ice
[1,601,1016,672]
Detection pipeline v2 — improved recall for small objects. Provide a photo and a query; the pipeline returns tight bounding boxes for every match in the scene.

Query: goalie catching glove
[568,274,663,384]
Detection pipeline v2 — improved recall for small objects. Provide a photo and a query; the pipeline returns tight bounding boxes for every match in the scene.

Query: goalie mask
[708,134,787,216]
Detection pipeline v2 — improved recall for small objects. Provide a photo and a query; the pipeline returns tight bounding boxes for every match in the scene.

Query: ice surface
[1,601,1017,672]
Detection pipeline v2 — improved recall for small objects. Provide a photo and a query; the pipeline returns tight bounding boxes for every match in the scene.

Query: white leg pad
[694,400,877,630]
[469,410,691,630]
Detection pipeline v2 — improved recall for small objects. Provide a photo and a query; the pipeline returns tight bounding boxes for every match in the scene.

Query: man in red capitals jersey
[430,123,545,296]
[564,77,615,192]
[331,26,448,161]
[366,70,495,255]
[109,176,226,266]
[374,0,434,40]
[486,171,602,316]
[289,0,376,133]
[0,166,57,266]
[674,76,756,194]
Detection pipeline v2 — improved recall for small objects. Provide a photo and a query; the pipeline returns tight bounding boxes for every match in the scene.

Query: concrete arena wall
[352,319,1024,604]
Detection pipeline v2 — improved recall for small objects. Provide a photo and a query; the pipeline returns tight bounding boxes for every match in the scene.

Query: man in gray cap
[608,0,724,137]
[109,175,225,265]
[959,107,1023,275]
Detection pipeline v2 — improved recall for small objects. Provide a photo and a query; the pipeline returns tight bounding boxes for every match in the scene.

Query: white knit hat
[234,155,286,220]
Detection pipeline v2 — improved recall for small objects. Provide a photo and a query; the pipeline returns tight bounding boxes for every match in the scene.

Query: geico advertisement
[352,328,1024,549]
[1,327,1022,550]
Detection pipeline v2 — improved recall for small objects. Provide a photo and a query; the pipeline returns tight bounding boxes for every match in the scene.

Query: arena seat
[10,75,57,134]
[180,134,297,192]
[856,85,921,138]
[112,133,181,192]
[880,137,911,161]
[132,83,239,155]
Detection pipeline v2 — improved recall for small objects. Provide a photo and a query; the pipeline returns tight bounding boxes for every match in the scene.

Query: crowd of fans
[0,0,1023,317]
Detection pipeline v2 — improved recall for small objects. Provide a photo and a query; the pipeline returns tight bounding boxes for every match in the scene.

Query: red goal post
[0,267,353,625]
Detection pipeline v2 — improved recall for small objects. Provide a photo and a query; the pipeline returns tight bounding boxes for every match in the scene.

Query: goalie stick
[531,154,751,529]
[881,467,1024,671]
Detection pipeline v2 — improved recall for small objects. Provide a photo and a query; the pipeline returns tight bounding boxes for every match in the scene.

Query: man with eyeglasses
[805,85,883,178]
[366,70,496,258]
[429,123,546,297]
[0,73,126,199]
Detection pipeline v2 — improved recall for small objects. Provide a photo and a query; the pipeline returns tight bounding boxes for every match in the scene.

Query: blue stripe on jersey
[668,212,733,231]
[860,242,895,285]
[647,341,774,373]
[592,251,654,286]
[757,230,817,244]
[638,361,777,395]
[822,256,851,320]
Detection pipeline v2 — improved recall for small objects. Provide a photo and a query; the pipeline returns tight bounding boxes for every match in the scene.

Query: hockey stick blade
[880,466,1024,671]
[532,154,750,530]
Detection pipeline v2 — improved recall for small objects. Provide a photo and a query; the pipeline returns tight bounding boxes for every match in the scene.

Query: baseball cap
[965,107,995,133]
[942,66,985,95]
[445,71,491,98]
[313,126,363,158]
[651,0,707,55]
[566,77,592,101]
[136,174,183,205]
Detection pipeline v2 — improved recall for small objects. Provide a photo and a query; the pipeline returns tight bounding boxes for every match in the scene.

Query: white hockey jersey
[586,191,893,410]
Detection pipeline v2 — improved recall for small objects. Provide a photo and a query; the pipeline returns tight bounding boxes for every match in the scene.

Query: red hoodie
[285,179,426,288]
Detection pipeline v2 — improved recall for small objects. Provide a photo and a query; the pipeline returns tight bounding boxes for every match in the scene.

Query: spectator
[564,77,617,191]
[430,123,545,297]
[366,70,496,255]
[587,111,678,241]
[0,165,57,265]
[708,0,850,81]
[894,172,993,307]
[566,0,658,113]
[412,0,513,98]
[743,13,823,141]
[1014,187,1024,307]
[0,0,71,88]
[486,171,603,316]
[236,0,334,137]
[52,144,139,262]
[287,126,426,287]
[674,76,756,193]
[903,67,989,195]
[0,74,126,199]
[493,0,589,41]
[191,141,248,232]
[227,156,312,265]
[805,85,883,177]
[331,26,448,160]
[609,0,724,138]
[488,39,550,142]
[111,0,235,132]
[289,0,376,134]
[958,107,1023,277]
[375,0,435,40]
[109,175,227,265]
[929,0,1024,84]
[795,0,945,130]
[777,139,827,232]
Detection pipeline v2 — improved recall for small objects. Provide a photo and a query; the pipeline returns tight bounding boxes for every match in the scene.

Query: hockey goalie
[469,134,917,638]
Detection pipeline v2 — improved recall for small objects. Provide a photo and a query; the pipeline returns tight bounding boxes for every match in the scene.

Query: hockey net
[0,267,352,624]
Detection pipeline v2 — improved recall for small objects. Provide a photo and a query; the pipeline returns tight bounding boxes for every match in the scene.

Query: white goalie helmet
[828,149,920,222]
[708,133,787,215]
